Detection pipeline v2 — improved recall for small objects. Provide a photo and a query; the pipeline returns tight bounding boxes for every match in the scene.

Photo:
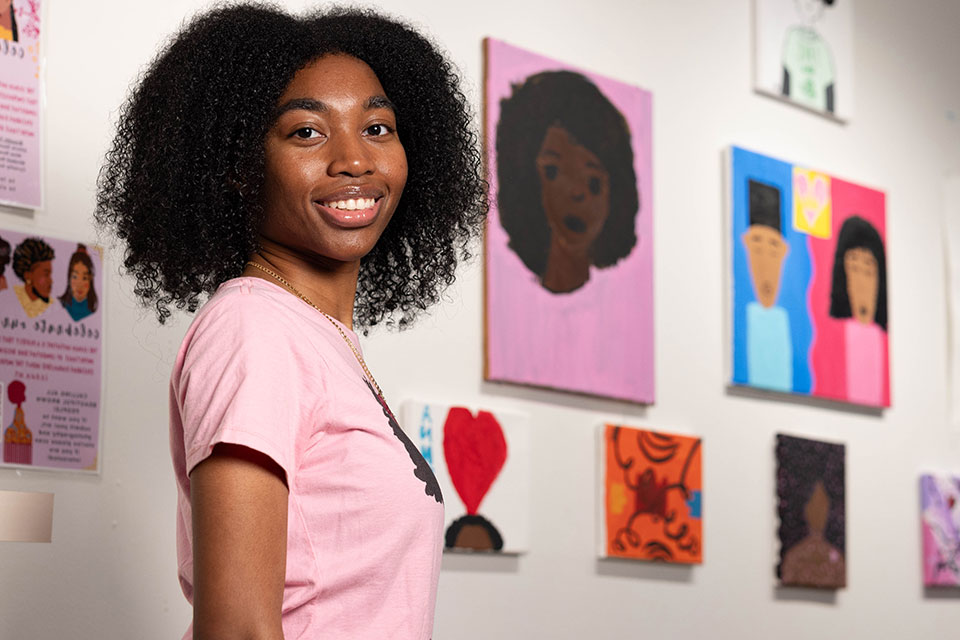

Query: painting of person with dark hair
[776,434,846,589]
[496,70,639,293]
[742,179,792,391]
[485,39,654,403]
[731,146,889,407]
[829,216,887,405]
[0,0,18,42]
[0,234,10,291]
[59,244,98,322]
[12,237,54,318]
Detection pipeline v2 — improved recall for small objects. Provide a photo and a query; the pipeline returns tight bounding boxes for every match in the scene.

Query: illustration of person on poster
[0,227,102,471]
[0,1,42,208]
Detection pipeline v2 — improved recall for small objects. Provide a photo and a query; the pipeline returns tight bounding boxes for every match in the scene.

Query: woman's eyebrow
[365,95,396,112]
[274,98,328,118]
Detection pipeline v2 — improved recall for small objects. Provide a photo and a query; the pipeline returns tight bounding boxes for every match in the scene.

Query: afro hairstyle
[12,237,54,281]
[495,70,639,277]
[96,4,486,329]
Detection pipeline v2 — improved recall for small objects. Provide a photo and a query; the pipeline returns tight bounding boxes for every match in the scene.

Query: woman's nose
[327,134,375,177]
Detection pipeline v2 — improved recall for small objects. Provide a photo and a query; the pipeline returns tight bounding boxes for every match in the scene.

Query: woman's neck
[246,241,359,329]
[541,234,590,294]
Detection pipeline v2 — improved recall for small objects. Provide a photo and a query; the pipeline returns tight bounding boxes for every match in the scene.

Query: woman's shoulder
[184,277,321,351]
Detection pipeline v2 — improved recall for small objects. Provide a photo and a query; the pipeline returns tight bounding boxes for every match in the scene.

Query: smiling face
[25,260,53,300]
[742,225,788,308]
[70,262,91,302]
[259,54,408,265]
[536,124,610,257]
[844,247,878,325]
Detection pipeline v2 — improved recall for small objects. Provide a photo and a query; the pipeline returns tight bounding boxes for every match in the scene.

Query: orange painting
[601,424,702,563]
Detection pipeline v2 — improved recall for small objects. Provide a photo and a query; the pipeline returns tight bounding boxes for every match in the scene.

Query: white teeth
[322,197,375,210]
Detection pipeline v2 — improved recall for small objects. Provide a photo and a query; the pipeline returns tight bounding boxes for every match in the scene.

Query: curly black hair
[495,70,639,277]
[829,215,887,330]
[96,4,486,328]
[12,237,54,281]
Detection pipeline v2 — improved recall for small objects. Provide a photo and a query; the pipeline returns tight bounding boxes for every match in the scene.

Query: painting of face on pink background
[484,38,654,403]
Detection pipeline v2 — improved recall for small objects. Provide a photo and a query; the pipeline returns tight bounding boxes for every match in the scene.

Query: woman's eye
[544,165,558,181]
[293,127,320,139]
[589,176,601,195]
[365,123,393,137]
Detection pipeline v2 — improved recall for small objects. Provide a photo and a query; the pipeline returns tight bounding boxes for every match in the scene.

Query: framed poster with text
[1,227,102,472]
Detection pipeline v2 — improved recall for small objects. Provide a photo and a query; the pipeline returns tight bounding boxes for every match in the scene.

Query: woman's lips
[314,197,383,229]
[563,215,587,233]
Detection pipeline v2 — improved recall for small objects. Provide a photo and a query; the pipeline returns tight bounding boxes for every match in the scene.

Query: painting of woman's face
[536,124,610,258]
[70,262,91,302]
[844,247,878,324]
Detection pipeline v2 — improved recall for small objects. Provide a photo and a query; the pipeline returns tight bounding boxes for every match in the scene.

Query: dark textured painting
[776,434,846,588]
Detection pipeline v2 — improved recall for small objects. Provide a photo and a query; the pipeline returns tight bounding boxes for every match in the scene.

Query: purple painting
[921,473,960,587]
[483,38,654,403]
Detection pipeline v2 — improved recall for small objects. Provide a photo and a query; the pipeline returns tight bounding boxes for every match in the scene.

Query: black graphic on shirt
[365,379,443,504]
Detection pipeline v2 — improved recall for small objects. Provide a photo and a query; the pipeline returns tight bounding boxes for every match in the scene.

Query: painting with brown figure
[600,424,702,563]
[485,39,654,404]
[776,434,846,588]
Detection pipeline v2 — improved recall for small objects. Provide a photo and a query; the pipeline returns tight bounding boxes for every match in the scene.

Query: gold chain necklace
[245,260,384,399]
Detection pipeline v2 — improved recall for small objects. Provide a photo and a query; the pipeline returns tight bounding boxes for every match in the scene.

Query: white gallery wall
[1,0,959,637]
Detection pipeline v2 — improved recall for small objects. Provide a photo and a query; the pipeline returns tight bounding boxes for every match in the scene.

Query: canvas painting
[402,401,530,554]
[729,146,889,407]
[776,434,846,589]
[920,473,960,587]
[599,424,702,564]
[754,0,855,120]
[484,38,654,404]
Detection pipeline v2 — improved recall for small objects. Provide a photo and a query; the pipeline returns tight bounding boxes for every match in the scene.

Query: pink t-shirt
[169,277,444,639]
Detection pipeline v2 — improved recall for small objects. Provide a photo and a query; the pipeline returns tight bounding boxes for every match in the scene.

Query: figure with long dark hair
[58,244,98,322]
[829,215,887,405]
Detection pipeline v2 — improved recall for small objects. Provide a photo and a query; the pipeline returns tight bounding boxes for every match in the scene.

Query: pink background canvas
[484,38,654,403]
[808,178,890,406]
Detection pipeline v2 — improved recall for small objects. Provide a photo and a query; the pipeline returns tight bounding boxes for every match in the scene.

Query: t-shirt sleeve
[174,297,324,482]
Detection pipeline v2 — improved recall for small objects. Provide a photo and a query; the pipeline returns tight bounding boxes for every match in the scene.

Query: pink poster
[0,228,102,471]
[484,38,654,403]
[0,1,41,209]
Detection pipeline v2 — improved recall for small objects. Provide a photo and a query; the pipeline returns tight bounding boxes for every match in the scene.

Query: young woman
[96,5,485,639]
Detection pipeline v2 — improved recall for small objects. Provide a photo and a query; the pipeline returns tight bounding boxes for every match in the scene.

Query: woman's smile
[260,53,408,264]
